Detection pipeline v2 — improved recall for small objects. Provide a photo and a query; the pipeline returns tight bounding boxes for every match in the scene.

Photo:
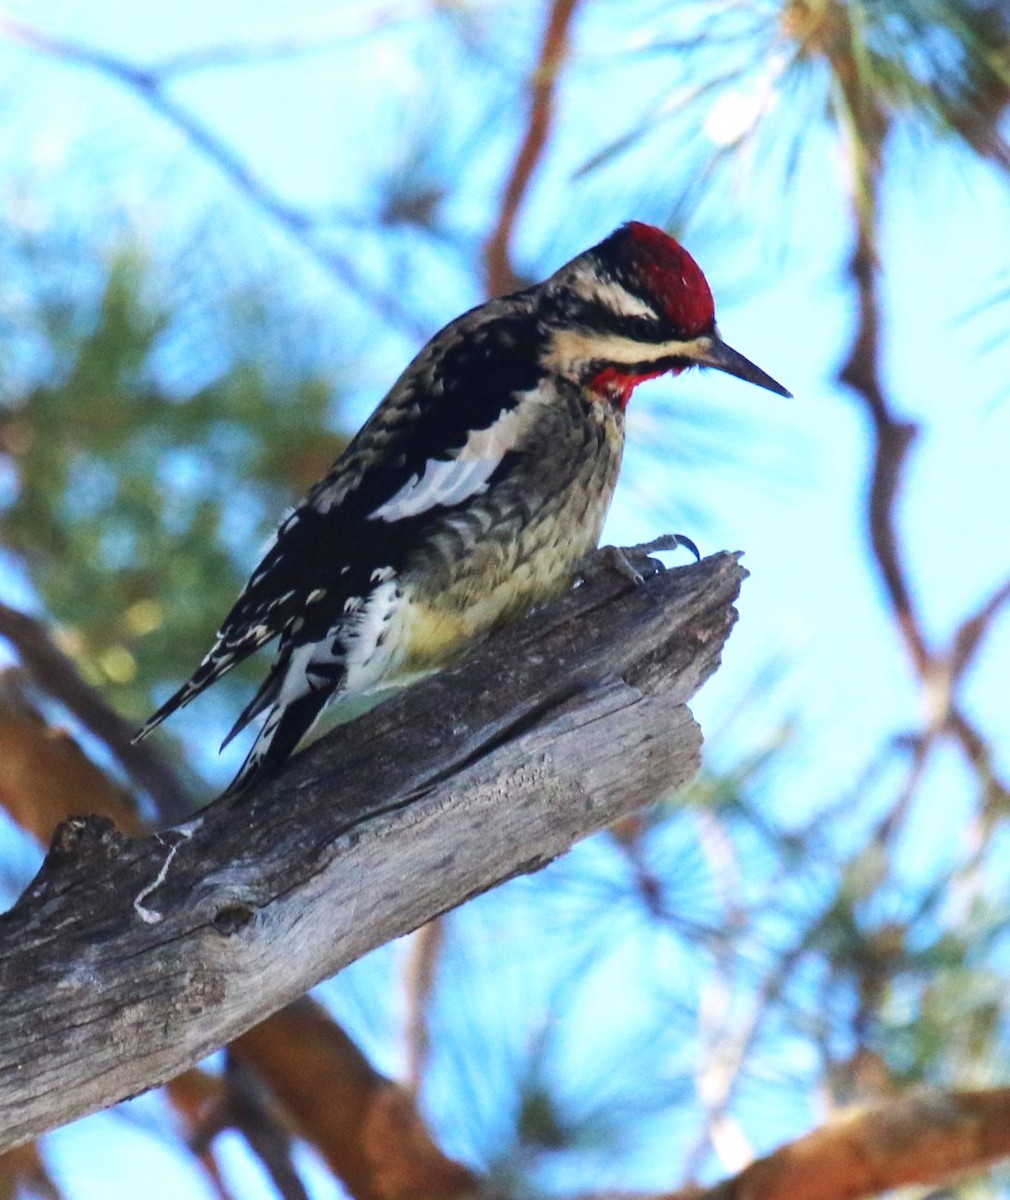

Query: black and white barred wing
[135,296,544,763]
[133,504,338,741]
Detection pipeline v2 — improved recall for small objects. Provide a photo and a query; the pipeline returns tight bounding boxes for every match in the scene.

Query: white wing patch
[551,262,659,320]
[369,456,499,523]
[367,399,542,524]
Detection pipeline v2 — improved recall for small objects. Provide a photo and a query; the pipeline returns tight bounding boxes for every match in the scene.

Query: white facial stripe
[584,276,658,320]
[558,262,660,321]
[544,329,713,375]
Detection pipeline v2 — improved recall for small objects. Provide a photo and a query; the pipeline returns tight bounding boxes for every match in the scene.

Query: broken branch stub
[0,550,746,1150]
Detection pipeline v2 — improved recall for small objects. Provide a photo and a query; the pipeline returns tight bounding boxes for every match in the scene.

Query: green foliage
[0,245,349,729]
[1,2,1009,1194]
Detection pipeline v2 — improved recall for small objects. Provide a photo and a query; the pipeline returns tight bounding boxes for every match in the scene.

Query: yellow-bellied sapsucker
[136,222,790,793]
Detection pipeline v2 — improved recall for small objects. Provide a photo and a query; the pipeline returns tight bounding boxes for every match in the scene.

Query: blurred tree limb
[485,0,582,296]
[667,1087,1010,1200]
[0,552,741,1152]
[148,4,450,78]
[0,604,190,823]
[0,11,426,336]
[401,917,445,1096]
[830,15,1010,827]
[231,996,480,1200]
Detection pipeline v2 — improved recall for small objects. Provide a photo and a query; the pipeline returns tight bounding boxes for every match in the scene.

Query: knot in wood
[49,815,130,865]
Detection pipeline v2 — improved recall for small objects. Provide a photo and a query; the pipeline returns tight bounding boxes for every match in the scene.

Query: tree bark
[0,550,745,1151]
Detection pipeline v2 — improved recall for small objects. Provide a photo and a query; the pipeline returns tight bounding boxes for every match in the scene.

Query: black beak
[694,332,792,398]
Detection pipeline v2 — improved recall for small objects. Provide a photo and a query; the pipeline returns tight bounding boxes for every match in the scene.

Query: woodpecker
[136,222,790,793]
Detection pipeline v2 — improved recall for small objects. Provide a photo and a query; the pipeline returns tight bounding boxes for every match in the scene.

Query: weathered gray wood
[0,551,745,1149]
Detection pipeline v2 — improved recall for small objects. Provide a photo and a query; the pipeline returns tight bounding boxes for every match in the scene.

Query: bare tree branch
[0,551,743,1152]
[0,680,143,842]
[224,1054,311,1200]
[0,1142,63,1199]
[402,918,445,1096]
[948,706,1010,811]
[664,1088,1010,1200]
[681,933,811,1182]
[831,27,1010,829]
[839,206,1010,809]
[485,0,582,297]
[232,996,478,1200]
[0,603,190,823]
[0,653,467,1195]
[150,4,444,79]
[165,1070,238,1200]
[950,574,1010,682]
[836,138,929,678]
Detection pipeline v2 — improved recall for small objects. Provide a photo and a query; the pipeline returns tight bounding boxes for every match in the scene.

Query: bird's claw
[630,533,701,563]
[577,533,700,587]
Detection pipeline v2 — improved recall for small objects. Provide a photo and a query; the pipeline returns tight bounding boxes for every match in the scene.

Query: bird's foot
[577,533,700,587]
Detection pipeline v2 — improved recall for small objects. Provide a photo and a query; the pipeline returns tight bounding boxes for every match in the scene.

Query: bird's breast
[395,389,624,674]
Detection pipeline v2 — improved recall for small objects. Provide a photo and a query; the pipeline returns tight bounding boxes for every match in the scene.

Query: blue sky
[2,2,1010,1196]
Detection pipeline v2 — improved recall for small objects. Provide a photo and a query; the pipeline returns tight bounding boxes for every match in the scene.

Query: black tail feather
[224,687,332,797]
[220,656,287,751]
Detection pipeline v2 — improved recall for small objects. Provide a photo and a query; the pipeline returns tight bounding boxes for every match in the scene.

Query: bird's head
[540,221,791,409]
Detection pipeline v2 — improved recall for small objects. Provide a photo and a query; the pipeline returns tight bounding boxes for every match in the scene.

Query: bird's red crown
[620,221,715,337]
[597,220,714,338]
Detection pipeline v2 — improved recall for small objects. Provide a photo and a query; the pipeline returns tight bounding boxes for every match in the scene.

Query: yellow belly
[396,388,623,676]
[399,539,579,673]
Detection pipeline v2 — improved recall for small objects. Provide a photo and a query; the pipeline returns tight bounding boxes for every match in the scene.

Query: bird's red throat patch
[590,364,679,410]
